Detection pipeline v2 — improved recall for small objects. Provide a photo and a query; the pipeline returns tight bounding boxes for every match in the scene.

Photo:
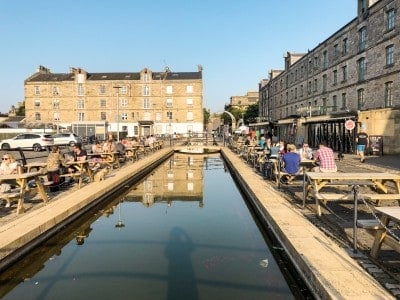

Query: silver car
[52,132,82,146]
[0,133,54,152]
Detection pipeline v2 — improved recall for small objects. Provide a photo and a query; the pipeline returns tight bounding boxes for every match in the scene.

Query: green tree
[244,103,259,123]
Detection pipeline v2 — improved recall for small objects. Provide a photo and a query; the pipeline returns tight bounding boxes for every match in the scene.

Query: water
[0,154,304,299]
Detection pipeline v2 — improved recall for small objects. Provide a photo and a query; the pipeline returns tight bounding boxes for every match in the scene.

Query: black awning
[138,120,154,125]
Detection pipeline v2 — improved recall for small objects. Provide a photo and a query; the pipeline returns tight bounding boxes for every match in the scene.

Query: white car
[0,133,54,152]
[52,133,82,146]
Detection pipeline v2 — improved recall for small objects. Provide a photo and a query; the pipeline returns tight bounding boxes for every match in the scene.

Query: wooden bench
[60,172,83,188]
[363,194,400,206]
[0,191,21,208]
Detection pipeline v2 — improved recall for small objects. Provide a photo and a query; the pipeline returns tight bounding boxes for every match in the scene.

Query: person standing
[313,141,337,172]
[356,129,369,163]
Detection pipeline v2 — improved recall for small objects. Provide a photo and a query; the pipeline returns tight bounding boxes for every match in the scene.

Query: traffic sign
[345,119,355,131]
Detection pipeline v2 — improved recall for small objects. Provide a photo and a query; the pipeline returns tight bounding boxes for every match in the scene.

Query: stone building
[24,65,204,139]
[258,0,400,154]
[228,91,259,110]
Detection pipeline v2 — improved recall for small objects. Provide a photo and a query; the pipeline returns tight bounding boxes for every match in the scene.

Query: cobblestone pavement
[276,153,400,295]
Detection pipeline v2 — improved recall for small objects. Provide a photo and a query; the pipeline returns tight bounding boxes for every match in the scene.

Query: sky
[0,0,357,114]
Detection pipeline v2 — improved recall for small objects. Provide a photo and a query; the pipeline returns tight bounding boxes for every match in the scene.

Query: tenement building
[24,65,204,139]
[258,0,400,154]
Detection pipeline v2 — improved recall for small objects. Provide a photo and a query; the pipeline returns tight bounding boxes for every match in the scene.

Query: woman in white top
[0,153,20,175]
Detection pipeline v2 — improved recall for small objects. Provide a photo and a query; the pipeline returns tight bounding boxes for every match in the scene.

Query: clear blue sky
[0,0,357,114]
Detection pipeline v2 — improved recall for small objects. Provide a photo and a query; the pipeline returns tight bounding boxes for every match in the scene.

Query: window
[342,38,348,55]
[77,99,85,109]
[386,45,394,66]
[166,86,173,94]
[99,85,106,95]
[385,81,393,107]
[313,56,319,68]
[143,98,150,109]
[186,98,193,106]
[300,85,304,97]
[34,86,40,95]
[359,27,367,51]
[121,98,128,108]
[52,86,59,95]
[35,112,41,121]
[342,65,347,82]
[77,83,84,96]
[333,70,338,85]
[34,99,41,108]
[100,99,107,108]
[187,112,193,121]
[101,112,107,120]
[186,85,193,93]
[166,98,173,108]
[120,86,128,94]
[78,112,85,121]
[357,58,366,81]
[357,88,365,109]
[322,75,327,92]
[322,98,327,114]
[308,81,312,94]
[143,86,150,96]
[53,99,59,109]
[387,9,395,31]
[167,111,172,120]
[333,44,338,56]
[53,112,59,121]
[121,112,128,121]
[323,50,328,69]
[342,93,347,109]
[313,78,318,92]
[332,95,337,111]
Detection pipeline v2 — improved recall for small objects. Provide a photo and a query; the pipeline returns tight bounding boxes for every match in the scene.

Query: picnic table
[362,206,400,258]
[63,160,94,188]
[0,171,49,214]
[304,172,400,216]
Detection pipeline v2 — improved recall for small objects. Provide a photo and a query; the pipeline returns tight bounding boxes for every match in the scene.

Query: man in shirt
[356,129,369,163]
[313,141,337,172]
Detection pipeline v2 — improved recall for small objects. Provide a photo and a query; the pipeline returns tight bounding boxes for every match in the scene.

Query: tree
[244,103,259,123]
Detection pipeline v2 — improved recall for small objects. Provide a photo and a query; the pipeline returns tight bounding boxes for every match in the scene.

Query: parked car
[0,133,54,152]
[52,132,82,146]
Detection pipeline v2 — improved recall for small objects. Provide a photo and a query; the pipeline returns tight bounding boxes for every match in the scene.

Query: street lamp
[113,86,122,141]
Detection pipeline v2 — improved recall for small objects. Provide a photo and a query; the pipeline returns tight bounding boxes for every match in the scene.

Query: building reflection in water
[124,153,206,208]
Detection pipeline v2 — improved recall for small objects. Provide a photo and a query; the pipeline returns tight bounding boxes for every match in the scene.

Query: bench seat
[363,194,400,206]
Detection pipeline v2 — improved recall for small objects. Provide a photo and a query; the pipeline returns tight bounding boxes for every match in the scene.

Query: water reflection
[164,227,197,300]
[124,154,208,208]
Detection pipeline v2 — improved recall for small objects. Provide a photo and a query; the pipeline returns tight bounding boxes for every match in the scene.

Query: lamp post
[168,111,172,146]
[113,86,122,141]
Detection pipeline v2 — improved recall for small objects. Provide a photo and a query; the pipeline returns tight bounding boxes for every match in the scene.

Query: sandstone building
[24,66,204,139]
[258,0,400,154]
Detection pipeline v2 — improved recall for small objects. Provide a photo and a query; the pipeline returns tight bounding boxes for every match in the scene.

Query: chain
[358,194,400,242]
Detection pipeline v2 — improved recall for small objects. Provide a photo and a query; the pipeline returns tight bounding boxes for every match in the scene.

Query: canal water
[0,154,309,299]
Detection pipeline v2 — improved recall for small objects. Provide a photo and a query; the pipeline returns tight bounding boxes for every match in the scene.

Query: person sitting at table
[66,143,88,175]
[103,138,116,153]
[299,143,313,160]
[91,140,103,155]
[281,144,301,184]
[312,141,337,172]
[46,145,66,191]
[0,153,23,206]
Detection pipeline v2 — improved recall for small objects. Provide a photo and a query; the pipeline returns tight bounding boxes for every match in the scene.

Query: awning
[302,114,356,124]
[138,120,154,125]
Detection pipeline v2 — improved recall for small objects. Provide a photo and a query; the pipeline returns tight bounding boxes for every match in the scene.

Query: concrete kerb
[221,148,393,299]
[0,148,174,271]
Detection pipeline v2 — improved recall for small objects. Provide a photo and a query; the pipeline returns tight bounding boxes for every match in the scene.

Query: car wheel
[33,144,42,152]
[1,143,10,150]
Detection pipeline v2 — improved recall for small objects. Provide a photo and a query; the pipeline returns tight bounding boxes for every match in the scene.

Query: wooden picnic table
[369,206,400,258]
[0,171,48,214]
[64,160,94,188]
[24,162,48,173]
[87,152,121,169]
[304,172,400,216]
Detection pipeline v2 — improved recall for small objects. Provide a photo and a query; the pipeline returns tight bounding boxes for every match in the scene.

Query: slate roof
[25,71,202,82]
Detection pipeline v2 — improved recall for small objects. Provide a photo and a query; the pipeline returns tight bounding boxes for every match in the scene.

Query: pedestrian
[312,141,337,172]
[356,128,369,163]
